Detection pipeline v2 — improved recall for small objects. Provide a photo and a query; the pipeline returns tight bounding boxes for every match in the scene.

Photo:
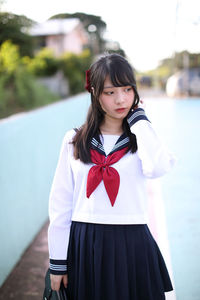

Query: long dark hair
[72,53,140,163]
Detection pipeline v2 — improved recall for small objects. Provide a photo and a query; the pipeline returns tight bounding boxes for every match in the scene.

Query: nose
[115,90,125,104]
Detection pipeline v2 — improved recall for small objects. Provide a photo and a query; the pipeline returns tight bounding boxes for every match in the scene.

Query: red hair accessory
[85,69,91,92]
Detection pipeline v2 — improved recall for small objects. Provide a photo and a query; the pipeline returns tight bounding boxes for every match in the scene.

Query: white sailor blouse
[48,108,175,275]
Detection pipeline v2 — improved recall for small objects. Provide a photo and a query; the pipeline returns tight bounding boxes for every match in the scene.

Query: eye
[125,87,132,92]
[104,91,114,95]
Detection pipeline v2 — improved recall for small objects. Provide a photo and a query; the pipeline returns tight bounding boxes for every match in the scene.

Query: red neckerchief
[86,147,128,206]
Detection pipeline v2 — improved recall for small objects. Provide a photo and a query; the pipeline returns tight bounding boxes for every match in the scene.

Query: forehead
[103,76,113,88]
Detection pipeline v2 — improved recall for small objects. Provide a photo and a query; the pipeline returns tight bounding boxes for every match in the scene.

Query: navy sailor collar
[91,132,130,157]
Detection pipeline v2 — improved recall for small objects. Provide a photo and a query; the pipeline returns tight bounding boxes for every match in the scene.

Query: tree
[50,12,107,55]
[61,49,93,94]
[0,12,35,56]
[23,48,59,76]
[0,41,58,118]
[158,51,200,72]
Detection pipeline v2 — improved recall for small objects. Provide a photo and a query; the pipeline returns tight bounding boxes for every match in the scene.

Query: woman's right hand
[50,274,68,291]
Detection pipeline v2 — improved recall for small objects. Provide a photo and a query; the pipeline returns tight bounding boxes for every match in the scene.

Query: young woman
[48,53,175,300]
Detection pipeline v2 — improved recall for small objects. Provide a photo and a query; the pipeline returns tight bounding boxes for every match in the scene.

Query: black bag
[43,269,68,300]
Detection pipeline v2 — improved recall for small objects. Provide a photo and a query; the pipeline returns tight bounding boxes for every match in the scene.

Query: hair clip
[85,69,91,93]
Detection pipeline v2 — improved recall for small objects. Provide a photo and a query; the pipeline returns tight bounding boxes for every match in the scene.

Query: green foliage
[158,51,200,73]
[0,72,58,118]
[0,38,93,118]
[0,12,35,56]
[14,67,58,108]
[61,49,93,94]
[23,48,59,76]
[106,48,126,58]
[0,41,58,118]
[0,40,20,73]
[138,50,200,90]
[24,47,93,95]
[173,51,200,69]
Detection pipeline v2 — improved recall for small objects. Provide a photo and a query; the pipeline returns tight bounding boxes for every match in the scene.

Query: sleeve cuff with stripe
[49,259,67,275]
[127,108,149,127]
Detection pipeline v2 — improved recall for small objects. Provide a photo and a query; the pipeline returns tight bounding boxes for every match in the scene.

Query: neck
[100,117,123,135]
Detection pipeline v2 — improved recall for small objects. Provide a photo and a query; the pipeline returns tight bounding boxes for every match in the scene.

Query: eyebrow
[103,85,115,89]
[104,84,132,89]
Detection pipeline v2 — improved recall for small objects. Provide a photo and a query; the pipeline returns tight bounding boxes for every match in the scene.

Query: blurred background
[0,0,200,299]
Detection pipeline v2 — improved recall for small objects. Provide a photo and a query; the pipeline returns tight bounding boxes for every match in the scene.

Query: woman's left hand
[135,99,145,110]
[128,99,145,114]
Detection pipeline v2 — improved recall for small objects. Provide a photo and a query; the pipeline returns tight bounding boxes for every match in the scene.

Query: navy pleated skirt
[66,221,173,300]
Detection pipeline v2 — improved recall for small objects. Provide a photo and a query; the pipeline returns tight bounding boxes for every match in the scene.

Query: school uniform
[48,108,175,300]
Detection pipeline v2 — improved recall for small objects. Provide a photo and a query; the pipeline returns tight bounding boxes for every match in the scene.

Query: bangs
[107,60,136,88]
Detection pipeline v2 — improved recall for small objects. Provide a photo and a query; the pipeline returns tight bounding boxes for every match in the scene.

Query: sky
[1,0,200,71]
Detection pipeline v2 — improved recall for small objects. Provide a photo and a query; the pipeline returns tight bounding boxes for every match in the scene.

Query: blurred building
[138,76,152,88]
[166,68,200,97]
[29,18,89,56]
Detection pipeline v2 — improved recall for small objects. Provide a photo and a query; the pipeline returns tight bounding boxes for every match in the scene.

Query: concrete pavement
[0,222,49,299]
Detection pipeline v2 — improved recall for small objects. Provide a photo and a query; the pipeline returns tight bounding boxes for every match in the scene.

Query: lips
[115,108,126,113]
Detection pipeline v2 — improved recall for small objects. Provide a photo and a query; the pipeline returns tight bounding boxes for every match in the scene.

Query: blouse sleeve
[48,130,74,275]
[127,108,175,178]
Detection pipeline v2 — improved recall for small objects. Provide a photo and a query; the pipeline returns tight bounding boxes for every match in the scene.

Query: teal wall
[0,93,90,286]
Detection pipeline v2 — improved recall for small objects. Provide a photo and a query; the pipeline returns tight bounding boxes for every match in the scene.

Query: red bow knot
[86,147,128,206]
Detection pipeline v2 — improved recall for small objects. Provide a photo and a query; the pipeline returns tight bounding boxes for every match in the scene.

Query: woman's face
[98,76,134,122]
